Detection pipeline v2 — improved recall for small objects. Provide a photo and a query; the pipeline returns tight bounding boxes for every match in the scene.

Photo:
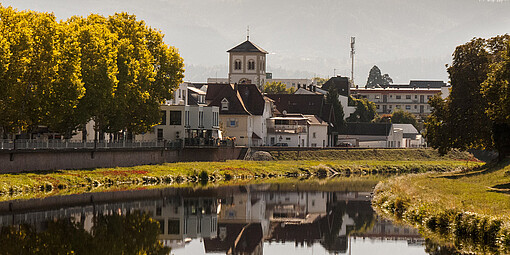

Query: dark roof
[204,223,263,254]
[227,40,268,54]
[321,76,350,97]
[340,123,392,136]
[206,84,265,115]
[267,94,334,123]
[379,80,447,89]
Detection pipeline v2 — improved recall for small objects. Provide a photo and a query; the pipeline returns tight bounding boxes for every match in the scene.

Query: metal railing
[0,139,180,150]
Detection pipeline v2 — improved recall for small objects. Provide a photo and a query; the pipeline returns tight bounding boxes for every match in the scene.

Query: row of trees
[0,6,184,140]
[426,35,510,157]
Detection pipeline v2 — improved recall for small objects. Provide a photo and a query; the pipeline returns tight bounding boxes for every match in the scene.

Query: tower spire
[247,26,250,41]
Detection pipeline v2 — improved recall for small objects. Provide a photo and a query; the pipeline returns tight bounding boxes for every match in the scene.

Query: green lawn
[0,158,479,201]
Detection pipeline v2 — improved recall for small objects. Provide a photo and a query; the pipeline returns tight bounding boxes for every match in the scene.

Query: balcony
[267,125,307,134]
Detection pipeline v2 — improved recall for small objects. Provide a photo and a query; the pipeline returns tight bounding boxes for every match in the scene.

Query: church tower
[227,36,268,89]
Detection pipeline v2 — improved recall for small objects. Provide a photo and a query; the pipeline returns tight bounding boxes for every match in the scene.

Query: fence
[0,139,181,150]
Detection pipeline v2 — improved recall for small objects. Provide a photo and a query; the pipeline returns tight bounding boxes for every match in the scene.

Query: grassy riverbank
[0,149,480,201]
[372,159,510,254]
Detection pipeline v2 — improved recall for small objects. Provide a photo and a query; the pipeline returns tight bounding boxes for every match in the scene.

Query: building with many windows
[350,80,450,118]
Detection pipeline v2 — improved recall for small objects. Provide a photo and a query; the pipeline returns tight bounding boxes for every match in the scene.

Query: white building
[338,123,404,148]
[351,80,450,118]
[266,114,328,147]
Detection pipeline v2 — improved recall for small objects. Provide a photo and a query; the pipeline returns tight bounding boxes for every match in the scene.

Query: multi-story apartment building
[350,80,450,118]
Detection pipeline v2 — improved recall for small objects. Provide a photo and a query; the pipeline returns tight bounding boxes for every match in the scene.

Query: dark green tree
[347,97,378,122]
[425,35,510,157]
[390,109,418,129]
[366,65,393,88]
[326,86,345,131]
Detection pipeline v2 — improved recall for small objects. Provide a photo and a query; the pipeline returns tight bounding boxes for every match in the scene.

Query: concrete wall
[0,147,243,173]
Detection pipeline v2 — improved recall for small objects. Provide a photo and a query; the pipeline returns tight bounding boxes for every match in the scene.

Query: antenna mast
[350,36,355,87]
[247,26,250,41]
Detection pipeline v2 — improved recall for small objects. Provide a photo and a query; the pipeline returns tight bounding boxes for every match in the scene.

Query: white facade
[136,104,220,142]
[266,115,328,147]
[351,87,448,117]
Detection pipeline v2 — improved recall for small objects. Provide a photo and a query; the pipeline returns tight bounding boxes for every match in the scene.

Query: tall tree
[106,13,184,136]
[68,15,119,140]
[326,86,345,131]
[425,35,510,156]
[366,65,393,88]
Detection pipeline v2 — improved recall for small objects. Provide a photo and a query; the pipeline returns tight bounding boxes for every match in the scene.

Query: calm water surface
[0,182,434,254]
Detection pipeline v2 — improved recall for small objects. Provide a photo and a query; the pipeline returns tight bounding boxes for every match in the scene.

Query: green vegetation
[372,160,510,254]
[346,97,378,122]
[0,5,184,139]
[426,35,510,157]
[262,81,295,94]
[326,86,345,131]
[268,148,473,161]
[0,151,479,201]
[365,65,393,88]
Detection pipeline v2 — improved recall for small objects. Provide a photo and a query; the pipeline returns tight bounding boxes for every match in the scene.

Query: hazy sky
[2,0,509,84]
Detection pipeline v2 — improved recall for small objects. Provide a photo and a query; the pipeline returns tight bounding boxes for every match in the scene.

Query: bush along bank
[372,179,510,254]
[0,159,480,201]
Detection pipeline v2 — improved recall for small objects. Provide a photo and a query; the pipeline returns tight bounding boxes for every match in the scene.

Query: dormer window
[234,60,242,70]
[221,98,229,111]
[248,60,255,70]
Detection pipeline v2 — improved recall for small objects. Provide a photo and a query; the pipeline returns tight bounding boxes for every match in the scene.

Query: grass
[372,159,510,254]
[0,155,480,201]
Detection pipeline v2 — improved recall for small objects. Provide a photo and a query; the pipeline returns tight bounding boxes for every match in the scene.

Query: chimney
[297,84,301,89]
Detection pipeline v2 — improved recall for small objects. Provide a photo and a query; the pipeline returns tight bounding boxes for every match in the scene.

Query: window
[185,111,190,126]
[157,129,163,140]
[389,105,393,109]
[427,95,432,100]
[158,220,165,234]
[376,105,380,109]
[375,95,380,99]
[414,105,417,109]
[406,105,411,110]
[313,132,316,138]
[248,60,255,70]
[221,98,229,111]
[311,143,317,147]
[234,60,241,70]
[168,220,180,235]
[199,111,204,127]
[406,95,411,99]
[228,119,237,127]
[396,105,401,109]
[415,95,418,99]
[285,137,291,141]
[396,95,401,99]
[160,111,167,125]
[169,111,182,125]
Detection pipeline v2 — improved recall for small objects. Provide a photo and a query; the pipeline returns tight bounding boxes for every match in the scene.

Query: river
[0,181,449,254]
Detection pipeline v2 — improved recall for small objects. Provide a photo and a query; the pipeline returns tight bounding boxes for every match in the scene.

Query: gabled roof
[206,84,265,115]
[340,123,393,136]
[392,124,419,135]
[227,40,268,54]
[267,94,334,124]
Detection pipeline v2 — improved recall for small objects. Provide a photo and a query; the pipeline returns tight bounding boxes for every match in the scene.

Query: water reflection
[0,184,432,254]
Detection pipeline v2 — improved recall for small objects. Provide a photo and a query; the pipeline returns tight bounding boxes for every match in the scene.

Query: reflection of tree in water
[320,195,376,252]
[0,211,169,255]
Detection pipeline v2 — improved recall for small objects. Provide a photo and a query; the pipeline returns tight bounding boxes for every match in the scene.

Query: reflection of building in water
[264,191,328,223]
[0,186,426,254]
[204,223,263,255]
[150,196,218,246]
[355,218,421,239]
